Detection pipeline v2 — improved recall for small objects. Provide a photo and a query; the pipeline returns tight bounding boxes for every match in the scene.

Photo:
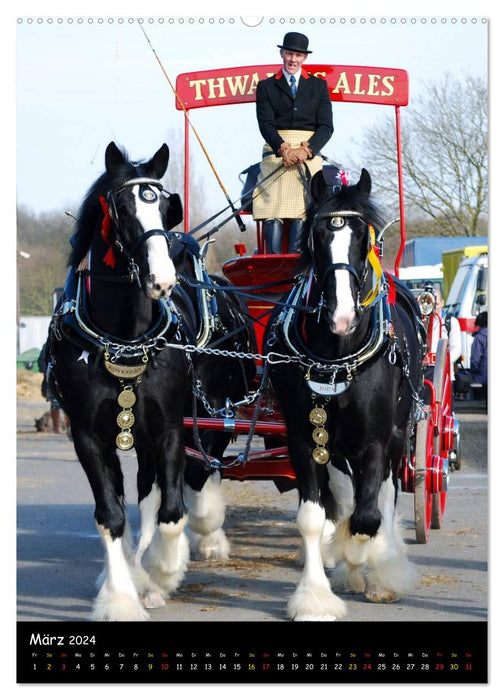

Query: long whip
[139,23,246,232]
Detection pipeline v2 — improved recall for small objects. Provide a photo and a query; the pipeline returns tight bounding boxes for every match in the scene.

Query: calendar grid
[17,621,487,683]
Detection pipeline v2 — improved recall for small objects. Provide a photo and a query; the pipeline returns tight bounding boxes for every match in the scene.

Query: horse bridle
[106,177,178,265]
[310,209,372,296]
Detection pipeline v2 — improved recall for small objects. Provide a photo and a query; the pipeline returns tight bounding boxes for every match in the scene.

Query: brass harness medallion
[104,346,148,452]
[309,399,330,465]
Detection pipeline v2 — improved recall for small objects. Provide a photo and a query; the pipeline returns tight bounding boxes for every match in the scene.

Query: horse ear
[105,142,126,173]
[310,169,330,203]
[146,144,170,179]
[357,168,372,196]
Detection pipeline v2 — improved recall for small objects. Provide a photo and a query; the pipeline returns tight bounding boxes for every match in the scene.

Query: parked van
[398,264,444,294]
[442,245,488,299]
[444,252,488,369]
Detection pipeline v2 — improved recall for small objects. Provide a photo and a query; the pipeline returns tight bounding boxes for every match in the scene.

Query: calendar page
[15,11,489,685]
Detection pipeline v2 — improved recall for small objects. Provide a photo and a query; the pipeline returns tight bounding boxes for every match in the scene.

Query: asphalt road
[17,396,488,625]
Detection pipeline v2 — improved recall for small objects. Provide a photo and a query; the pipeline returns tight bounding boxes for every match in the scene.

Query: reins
[191,161,287,242]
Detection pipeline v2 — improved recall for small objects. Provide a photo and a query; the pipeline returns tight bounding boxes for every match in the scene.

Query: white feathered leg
[185,471,230,560]
[327,463,366,594]
[90,523,149,622]
[145,515,190,595]
[288,500,347,621]
[133,485,166,609]
[363,473,417,602]
[328,471,416,601]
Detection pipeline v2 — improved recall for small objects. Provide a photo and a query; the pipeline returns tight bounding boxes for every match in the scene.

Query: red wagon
[175,63,459,544]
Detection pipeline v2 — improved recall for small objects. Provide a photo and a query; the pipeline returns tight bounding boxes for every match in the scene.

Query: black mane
[67,147,140,269]
[297,177,386,271]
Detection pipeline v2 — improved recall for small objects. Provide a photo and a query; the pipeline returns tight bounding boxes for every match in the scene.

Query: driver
[253,32,334,254]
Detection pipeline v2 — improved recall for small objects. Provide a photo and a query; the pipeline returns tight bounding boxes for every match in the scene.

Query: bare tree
[353,73,488,237]
[160,128,251,272]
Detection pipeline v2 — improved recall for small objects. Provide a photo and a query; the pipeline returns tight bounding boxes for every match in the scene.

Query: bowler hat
[277,32,312,54]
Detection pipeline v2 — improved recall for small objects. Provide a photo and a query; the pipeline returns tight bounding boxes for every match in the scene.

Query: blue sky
[14,8,489,223]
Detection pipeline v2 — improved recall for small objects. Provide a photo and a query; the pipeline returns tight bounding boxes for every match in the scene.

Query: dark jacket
[256,68,334,155]
[470,327,488,385]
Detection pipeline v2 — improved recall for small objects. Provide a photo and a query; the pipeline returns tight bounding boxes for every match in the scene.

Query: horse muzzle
[139,229,177,300]
[330,311,358,336]
[327,302,363,336]
[145,271,175,300]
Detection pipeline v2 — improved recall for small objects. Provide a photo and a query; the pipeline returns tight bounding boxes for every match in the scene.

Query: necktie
[290,75,297,97]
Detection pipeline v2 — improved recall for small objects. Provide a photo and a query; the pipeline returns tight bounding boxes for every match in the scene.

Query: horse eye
[329,216,345,229]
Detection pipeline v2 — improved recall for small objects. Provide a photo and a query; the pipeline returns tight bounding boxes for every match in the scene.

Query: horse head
[306,168,383,337]
[100,142,182,300]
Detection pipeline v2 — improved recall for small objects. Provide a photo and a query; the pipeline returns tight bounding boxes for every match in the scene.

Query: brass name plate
[104,360,147,379]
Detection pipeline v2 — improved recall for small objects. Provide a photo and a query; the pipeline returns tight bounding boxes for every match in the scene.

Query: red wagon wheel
[431,338,451,529]
[414,417,433,544]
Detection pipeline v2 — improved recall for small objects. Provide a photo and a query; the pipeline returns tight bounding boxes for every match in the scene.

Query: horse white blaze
[329,226,356,334]
[133,185,176,297]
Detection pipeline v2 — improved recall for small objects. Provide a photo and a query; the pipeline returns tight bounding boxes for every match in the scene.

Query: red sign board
[175,64,408,110]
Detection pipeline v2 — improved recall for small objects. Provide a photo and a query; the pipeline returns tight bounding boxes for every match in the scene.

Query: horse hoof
[142,591,166,609]
[191,529,230,561]
[364,585,399,603]
[331,563,366,593]
[288,586,347,621]
[201,531,230,561]
[293,613,339,622]
[90,591,150,621]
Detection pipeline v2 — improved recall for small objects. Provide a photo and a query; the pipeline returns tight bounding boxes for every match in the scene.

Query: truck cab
[444,252,488,368]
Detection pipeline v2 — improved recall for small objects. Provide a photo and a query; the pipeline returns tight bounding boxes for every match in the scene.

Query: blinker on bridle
[98,177,176,288]
[105,177,177,273]
[311,210,383,308]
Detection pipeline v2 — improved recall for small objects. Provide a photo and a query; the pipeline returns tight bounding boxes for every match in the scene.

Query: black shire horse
[265,169,424,621]
[46,142,192,621]
[172,245,257,560]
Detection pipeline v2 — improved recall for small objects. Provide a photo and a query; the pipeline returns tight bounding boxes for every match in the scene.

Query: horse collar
[56,273,181,365]
[278,274,392,388]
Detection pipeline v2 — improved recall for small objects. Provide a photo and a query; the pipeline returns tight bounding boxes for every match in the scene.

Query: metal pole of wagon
[394,104,407,277]
[139,23,247,235]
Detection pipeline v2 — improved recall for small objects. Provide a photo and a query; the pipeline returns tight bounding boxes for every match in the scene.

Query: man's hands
[277,142,313,167]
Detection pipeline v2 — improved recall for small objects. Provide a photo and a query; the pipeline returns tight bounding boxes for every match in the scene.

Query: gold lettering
[226,74,250,96]
[353,74,366,95]
[381,75,395,96]
[313,71,327,78]
[248,72,261,95]
[188,79,206,101]
[207,77,226,99]
[367,74,380,96]
[332,71,351,95]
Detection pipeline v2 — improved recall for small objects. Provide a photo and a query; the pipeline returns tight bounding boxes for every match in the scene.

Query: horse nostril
[159,284,174,299]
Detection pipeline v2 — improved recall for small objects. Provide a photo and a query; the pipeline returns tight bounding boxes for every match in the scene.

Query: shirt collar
[282,67,300,85]
[275,67,309,82]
